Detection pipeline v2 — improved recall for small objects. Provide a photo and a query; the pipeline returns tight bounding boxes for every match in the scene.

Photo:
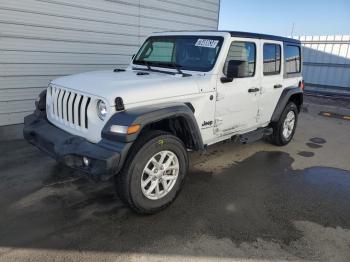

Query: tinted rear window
[263,44,281,75]
[285,45,301,74]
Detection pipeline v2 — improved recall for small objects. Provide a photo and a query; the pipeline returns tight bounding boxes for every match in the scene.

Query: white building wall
[0,0,220,126]
[294,35,350,93]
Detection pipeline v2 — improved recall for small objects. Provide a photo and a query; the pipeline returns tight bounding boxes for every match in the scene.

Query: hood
[51,69,200,106]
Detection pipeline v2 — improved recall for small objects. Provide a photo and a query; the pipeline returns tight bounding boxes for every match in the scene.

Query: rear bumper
[23,113,131,180]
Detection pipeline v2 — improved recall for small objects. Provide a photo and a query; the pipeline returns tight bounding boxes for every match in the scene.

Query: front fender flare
[101,103,204,150]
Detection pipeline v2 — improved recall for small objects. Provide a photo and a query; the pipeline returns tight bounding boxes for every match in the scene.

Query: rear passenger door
[258,41,284,125]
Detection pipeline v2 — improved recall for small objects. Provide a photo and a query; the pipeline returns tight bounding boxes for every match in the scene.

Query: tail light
[298,80,305,91]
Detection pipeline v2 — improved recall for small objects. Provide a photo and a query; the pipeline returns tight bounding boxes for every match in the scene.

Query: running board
[237,127,273,144]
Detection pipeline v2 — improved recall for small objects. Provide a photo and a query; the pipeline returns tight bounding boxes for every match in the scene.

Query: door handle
[248,88,260,93]
[274,84,283,89]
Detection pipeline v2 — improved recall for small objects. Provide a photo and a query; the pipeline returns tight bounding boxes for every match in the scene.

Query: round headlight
[97,100,107,120]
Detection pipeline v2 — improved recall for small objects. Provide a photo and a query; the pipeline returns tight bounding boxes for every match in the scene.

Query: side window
[263,44,281,75]
[285,45,301,74]
[223,41,256,77]
[144,41,174,62]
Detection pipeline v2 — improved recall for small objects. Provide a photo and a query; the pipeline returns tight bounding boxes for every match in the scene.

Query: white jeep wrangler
[24,31,303,214]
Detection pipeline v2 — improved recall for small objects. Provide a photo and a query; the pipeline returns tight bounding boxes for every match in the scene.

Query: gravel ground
[0,96,349,262]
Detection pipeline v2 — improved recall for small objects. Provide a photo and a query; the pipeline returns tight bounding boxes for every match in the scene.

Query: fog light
[83,156,90,167]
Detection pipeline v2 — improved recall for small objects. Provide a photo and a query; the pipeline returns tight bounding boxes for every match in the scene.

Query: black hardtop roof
[158,30,301,45]
[227,31,300,44]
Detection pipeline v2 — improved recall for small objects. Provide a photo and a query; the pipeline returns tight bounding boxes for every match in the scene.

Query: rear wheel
[269,102,298,146]
[115,131,188,214]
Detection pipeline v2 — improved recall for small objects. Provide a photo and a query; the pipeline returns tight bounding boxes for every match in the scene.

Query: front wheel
[115,131,188,214]
[269,102,299,146]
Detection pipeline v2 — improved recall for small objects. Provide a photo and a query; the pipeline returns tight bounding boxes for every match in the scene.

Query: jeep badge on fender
[24,31,303,214]
[202,120,213,127]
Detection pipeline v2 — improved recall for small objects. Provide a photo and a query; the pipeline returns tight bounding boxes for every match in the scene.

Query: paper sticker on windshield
[195,39,219,48]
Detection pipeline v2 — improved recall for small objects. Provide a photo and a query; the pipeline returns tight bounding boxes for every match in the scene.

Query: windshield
[133,35,224,72]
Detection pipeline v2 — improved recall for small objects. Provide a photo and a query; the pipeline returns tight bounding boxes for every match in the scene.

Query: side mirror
[221,60,246,83]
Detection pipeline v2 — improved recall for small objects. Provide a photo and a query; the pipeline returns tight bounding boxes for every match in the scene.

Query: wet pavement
[0,97,350,262]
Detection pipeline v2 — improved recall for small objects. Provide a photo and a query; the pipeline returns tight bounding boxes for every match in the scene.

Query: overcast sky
[219,0,350,36]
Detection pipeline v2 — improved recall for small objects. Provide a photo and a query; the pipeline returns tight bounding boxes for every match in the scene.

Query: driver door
[215,39,260,136]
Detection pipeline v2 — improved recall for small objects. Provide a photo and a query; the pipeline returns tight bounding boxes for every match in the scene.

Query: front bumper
[23,113,130,180]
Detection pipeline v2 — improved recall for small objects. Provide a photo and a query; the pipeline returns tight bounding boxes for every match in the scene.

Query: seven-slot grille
[48,85,91,130]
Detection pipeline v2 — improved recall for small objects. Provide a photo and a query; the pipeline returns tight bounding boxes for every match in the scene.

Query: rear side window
[263,44,281,75]
[285,45,301,74]
[224,41,256,77]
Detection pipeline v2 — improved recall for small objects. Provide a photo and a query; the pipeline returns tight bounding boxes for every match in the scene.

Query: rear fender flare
[271,87,303,123]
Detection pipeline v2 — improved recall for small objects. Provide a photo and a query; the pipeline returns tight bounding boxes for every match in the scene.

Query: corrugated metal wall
[0,0,220,126]
[294,35,350,94]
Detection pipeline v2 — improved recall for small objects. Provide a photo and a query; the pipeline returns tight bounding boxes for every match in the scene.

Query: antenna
[291,22,295,37]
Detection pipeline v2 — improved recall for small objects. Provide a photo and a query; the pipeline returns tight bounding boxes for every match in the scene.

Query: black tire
[115,130,188,214]
[269,102,299,146]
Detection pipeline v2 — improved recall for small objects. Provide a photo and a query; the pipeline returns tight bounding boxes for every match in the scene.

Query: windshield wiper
[134,60,151,70]
[133,60,177,76]
[171,62,184,75]
[133,60,191,77]
[151,62,191,77]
